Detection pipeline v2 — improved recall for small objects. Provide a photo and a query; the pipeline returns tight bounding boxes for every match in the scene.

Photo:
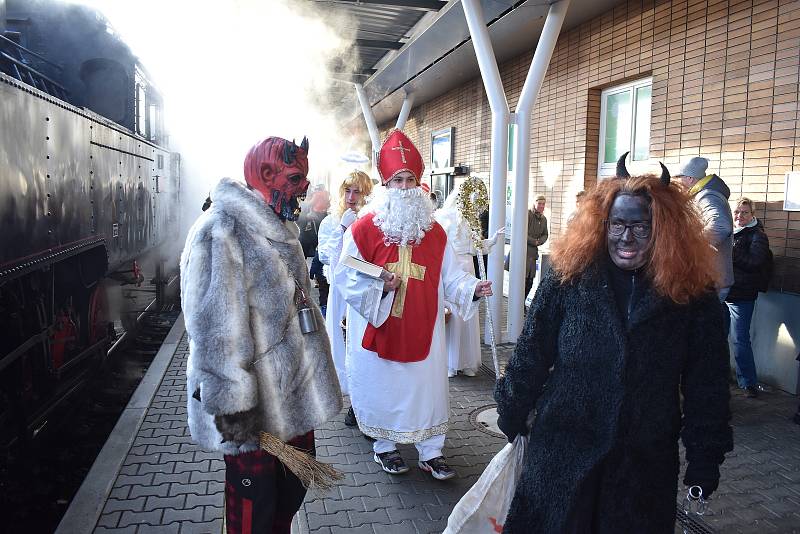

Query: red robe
[350,213,446,363]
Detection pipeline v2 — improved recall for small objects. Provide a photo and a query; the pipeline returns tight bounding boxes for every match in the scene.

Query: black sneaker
[418,456,456,480]
[344,406,357,427]
[745,386,758,398]
[374,450,409,474]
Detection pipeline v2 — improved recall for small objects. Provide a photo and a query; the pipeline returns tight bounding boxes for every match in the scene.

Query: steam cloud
[73,0,367,235]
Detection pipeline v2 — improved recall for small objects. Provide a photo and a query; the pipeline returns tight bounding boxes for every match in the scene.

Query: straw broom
[259,431,343,490]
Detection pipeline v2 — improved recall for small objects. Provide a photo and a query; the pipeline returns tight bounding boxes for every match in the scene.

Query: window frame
[598,77,653,177]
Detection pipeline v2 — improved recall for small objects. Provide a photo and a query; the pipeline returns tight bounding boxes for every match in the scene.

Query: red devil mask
[243,136,310,221]
[377,129,424,186]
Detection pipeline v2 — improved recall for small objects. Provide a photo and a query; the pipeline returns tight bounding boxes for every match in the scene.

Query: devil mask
[243,136,310,221]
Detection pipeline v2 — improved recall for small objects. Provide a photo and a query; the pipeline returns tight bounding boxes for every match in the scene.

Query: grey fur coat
[180,178,342,455]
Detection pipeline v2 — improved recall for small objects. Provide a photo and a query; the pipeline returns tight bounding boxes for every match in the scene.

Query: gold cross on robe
[391,140,411,164]
[384,245,426,318]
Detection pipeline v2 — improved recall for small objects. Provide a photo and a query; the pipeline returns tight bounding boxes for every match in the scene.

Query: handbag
[443,435,527,534]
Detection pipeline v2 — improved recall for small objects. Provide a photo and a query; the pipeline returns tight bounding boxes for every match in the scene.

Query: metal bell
[297,304,318,334]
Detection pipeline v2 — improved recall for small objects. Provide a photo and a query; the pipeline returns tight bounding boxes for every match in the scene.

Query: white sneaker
[462,368,477,377]
[447,369,456,378]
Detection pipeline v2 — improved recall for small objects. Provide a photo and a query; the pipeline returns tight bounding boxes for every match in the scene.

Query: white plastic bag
[443,435,528,534]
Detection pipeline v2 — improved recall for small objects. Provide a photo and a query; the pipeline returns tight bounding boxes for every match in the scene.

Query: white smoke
[73,0,366,231]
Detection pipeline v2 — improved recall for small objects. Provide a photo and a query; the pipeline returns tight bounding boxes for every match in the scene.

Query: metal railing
[0,33,68,99]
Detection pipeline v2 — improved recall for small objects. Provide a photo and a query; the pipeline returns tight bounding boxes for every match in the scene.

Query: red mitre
[377,129,424,185]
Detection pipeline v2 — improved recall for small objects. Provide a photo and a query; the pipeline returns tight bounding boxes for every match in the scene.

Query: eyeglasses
[606,220,651,239]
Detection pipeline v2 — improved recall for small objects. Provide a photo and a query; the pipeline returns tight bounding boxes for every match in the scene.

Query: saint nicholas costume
[334,130,481,469]
[435,181,497,376]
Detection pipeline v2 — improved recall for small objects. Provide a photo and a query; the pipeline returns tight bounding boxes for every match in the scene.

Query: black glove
[214,408,260,444]
[683,461,720,499]
[496,413,527,443]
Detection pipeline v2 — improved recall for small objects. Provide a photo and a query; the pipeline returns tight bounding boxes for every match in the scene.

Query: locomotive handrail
[0,327,52,373]
[0,50,68,94]
[0,33,63,70]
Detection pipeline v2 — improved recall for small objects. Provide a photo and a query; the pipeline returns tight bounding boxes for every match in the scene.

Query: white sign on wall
[785,171,800,211]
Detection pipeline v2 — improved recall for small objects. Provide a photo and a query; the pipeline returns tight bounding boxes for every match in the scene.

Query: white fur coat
[180,178,342,455]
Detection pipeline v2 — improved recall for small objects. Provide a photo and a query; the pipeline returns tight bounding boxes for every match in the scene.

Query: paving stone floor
[87,330,800,534]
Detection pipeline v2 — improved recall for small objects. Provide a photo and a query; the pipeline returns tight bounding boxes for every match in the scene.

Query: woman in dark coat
[495,156,733,533]
[725,197,771,397]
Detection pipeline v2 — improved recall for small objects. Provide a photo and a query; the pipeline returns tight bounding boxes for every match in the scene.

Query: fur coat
[495,263,733,533]
[180,178,342,456]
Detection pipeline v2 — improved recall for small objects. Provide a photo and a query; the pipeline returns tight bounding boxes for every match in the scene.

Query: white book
[342,255,388,280]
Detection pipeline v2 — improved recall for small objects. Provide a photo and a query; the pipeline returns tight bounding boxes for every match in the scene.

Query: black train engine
[0,0,180,446]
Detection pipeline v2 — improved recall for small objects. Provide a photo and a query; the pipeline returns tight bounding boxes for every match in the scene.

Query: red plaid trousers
[224,431,315,534]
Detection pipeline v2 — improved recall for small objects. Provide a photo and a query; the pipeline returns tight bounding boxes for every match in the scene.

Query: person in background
[525,194,549,297]
[180,137,342,534]
[298,190,331,311]
[675,157,733,304]
[334,129,492,481]
[495,154,732,533]
[317,169,374,426]
[435,179,503,378]
[726,197,771,398]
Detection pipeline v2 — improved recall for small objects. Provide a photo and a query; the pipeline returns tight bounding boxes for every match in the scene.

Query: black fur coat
[495,263,733,533]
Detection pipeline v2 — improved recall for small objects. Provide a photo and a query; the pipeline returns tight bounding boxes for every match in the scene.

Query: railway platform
[56,314,800,534]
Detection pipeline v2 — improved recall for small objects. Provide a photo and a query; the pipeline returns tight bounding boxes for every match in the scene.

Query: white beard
[370,187,435,247]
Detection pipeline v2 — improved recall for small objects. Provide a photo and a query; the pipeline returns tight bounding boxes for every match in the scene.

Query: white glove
[340,209,357,229]
[480,227,505,253]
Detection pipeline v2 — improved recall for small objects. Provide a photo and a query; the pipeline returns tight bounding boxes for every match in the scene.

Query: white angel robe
[435,213,484,374]
[334,227,480,445]
[316,213,349,394]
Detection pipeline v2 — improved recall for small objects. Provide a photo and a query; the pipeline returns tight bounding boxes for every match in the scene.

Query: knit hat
[678,157,709,179]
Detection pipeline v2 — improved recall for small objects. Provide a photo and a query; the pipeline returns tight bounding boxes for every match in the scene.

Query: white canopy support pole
[507,0,571,342]
[462,0,510,345]
[354,83,381,174]
[395,91,415,130]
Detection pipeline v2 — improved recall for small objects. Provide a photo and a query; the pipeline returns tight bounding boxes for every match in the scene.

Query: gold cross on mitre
[391,140,411,164]
[384,245,426,318]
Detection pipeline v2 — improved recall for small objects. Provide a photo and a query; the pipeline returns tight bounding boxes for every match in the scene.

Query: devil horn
[301,136,309,153]
[283,141,292,164]
[616,151,631,178]
[659,162,670,185]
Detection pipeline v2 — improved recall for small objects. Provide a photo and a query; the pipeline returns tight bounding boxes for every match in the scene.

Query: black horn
[283,141,292,164]
[659,162,670,185]
[616,151,630,178]
[300,136,309,153]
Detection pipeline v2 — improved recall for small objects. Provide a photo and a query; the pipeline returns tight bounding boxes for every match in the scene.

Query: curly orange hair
[551,175,717,304]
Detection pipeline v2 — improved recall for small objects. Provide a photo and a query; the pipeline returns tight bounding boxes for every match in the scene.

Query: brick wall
[378,0,800,292]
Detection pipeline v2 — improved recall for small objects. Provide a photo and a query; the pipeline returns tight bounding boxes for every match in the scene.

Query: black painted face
[606,194,652,271]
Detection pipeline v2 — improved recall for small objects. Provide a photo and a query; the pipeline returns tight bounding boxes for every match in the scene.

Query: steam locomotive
[0,0,180,447]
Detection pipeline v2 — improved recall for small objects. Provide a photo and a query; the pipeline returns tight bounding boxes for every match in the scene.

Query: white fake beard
[371,187,435,247]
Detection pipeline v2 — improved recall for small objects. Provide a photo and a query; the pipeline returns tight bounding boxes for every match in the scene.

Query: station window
[598,78,652,176]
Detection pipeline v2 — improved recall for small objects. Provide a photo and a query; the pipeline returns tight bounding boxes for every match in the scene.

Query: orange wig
[551,175,718,304]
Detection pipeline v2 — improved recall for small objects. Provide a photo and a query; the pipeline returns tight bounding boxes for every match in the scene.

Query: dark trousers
[317,277,330,309]
[224,431,314,534]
